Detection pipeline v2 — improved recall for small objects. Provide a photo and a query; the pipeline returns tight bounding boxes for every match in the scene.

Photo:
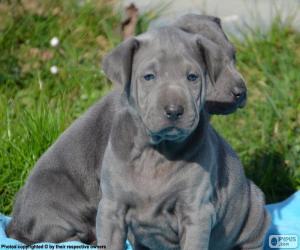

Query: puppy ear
[102,37,139,88]
[174,14,223,35]
[201,15,222,28]
[196,35,224,85]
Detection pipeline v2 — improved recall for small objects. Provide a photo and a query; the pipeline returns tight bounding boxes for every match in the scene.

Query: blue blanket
[1,191,300,250]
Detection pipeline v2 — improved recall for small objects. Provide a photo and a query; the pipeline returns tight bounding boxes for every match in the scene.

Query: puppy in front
[96,26,270,250]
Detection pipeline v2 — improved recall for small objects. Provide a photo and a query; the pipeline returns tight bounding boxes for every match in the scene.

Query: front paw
[96,199,127,250]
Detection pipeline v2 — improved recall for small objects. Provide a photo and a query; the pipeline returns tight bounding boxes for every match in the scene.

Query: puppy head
[102,27,223,144]
[173,14,247,114]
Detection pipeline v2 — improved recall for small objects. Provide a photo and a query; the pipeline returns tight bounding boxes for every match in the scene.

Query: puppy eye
[144,74,155,81]
[187,73,199,81]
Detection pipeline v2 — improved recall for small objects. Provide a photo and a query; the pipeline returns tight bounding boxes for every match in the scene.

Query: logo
[269,234,298,249]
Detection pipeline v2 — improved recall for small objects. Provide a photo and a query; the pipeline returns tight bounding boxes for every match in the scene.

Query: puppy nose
[164,104,184,121]
[232,86,247,102]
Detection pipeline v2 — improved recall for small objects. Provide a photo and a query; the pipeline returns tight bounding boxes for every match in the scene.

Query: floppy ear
[102,37,139,88]
[174,14,222,33]
[196,35,224,85]
[204,15,222,27]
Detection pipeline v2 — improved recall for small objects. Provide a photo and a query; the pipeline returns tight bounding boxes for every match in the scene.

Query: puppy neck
[152,110,210,160]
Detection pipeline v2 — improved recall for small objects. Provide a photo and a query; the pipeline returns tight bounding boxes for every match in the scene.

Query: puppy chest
[127,148,192,189]
[126,151,205,203]
[123,151,205,248]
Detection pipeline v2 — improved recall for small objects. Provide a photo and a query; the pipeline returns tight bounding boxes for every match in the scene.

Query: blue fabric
[1,191,299,250]
[264,191,300,250]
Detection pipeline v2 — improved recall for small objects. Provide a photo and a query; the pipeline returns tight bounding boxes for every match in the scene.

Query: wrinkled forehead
[133,27,204,74]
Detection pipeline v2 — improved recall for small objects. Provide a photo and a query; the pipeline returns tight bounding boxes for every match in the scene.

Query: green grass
[0,0,121,214]
[0,1,299,214]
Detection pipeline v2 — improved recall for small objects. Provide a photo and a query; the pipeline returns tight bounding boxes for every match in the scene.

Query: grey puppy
[172,14,247,114]
[7,15,249,244]
[96,26,270,250]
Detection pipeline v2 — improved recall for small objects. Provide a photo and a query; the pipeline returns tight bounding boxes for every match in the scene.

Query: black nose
[164,104,184,121]
[232,86,247,103]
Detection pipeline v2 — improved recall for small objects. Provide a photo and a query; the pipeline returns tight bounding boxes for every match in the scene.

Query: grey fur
[6,15,266,247]
[6,91,120,244]
[172,14,247,114]
[96,27,270,250]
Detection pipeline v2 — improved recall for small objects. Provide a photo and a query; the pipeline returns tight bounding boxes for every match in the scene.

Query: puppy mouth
[237,92,247,108]
[149,127,190,144]
[205,93,247,115]
[142,104,199,144]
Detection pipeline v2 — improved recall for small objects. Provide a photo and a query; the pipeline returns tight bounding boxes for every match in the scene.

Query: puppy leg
[234,181,271,250]
[127,231,150,250]
[96,198,127,250]
[43,226,80,243]
[233,247,263,250]
[134,243,151,250]
[179,204,214,250]
[234,210,269,250]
